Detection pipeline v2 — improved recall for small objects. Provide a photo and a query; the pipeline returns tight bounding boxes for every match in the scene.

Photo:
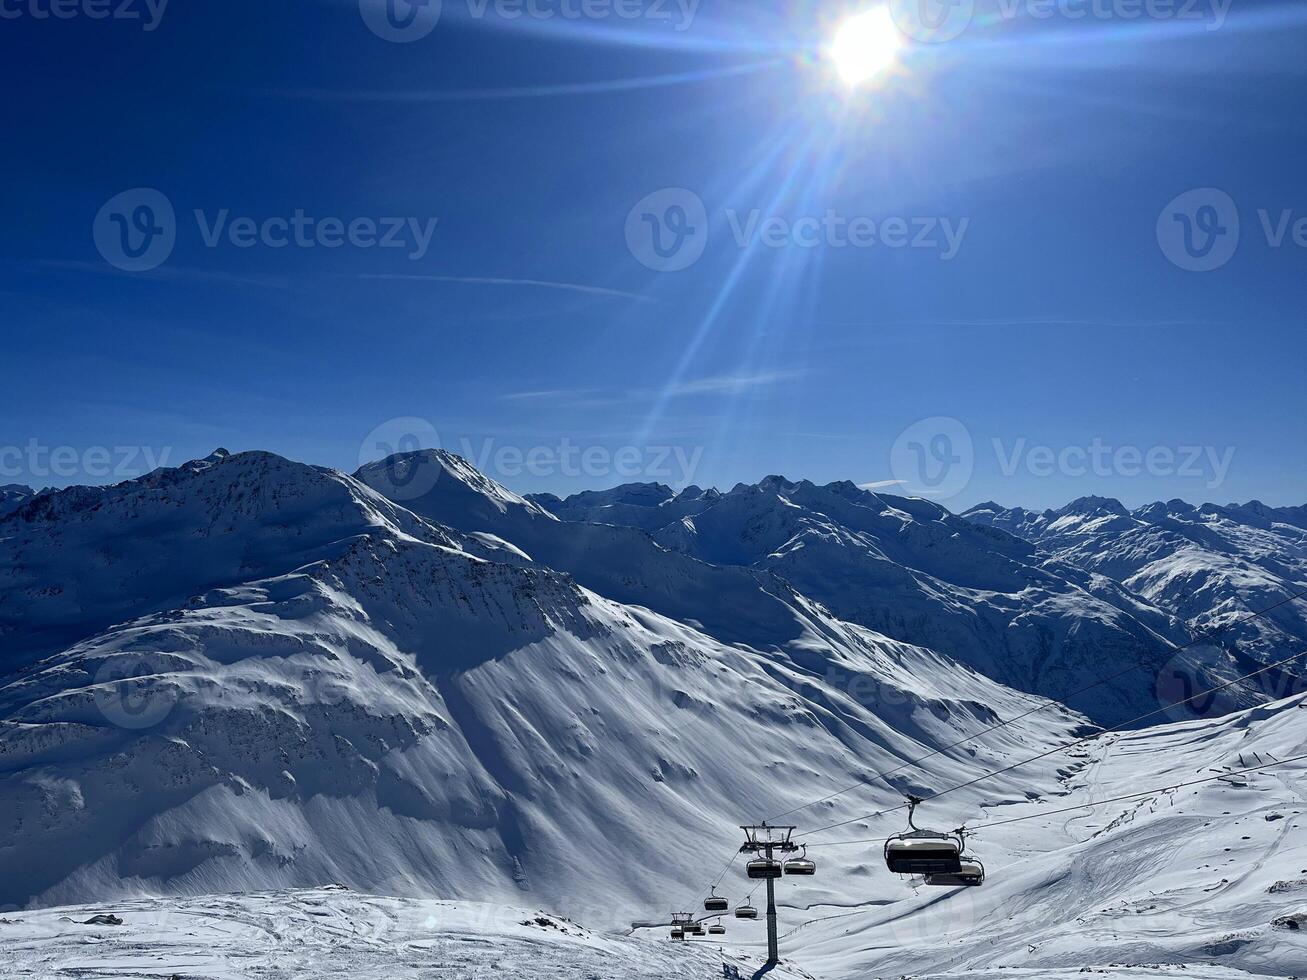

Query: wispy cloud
[31,259,294,290]
[267,61,783,104]
[357,274,650,303]
[818,316,1231,330]
[501,370,803,407]
[661,370,803,397]
[858,479,908,491]
[501,389,594,402]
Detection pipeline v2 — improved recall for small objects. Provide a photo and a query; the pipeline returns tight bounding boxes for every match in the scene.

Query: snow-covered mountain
[528,482,721,532]
[0,448,1088,924]
[0,483,34,518]
[4,447,1306,980]
[533,476,1220,726]
[964,496,1307,677]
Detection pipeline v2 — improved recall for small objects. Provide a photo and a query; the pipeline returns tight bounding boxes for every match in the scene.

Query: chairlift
[709,923,726,935]
[884,796,963,876]
[925,856,985,887]
[686,922,705,936]
[734,903,759,920]
[670,927,685,940]
[704,888,729,912]
[746,858,783,879]
[783,844,817,877]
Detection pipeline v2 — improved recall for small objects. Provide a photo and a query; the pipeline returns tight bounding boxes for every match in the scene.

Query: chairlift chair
[925,856,985,887]
[704,888,729,912]
[783,844,817,876]
[746,858,783,879]
[670,927,685,940]
[686,922,705,936]
[734,903,759,920]
[883,797,963,876]
[709,923,726,935]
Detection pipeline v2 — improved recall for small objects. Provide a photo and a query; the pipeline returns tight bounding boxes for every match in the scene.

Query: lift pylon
[740,823,799,964]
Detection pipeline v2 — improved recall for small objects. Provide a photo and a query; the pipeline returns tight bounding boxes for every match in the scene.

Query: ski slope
[0,887,808,980]
[636,692,1307,979]
[2,448,1306,979]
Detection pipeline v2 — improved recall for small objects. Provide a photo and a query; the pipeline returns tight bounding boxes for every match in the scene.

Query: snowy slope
[0,448,1090,928]
[636,692,1307,979]
[5,447,1307,980]
[964,497,1307,672]
[0,449,451,669]
[0,484,34,518]
[356,451,830,650]
[530,482,721,532]
[535,476,1201,726]
[0,887,810,980]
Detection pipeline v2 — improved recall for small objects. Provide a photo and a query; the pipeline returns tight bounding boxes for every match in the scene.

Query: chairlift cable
[796,647,1307,841]
[668,590,1307,930]
[764,587,1307,824]
[803,752,1307,847]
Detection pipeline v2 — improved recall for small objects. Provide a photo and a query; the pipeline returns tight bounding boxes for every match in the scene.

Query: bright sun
[829,7,904,88]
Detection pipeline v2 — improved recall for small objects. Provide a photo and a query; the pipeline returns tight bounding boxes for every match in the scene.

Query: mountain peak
[1057,495,1128,517]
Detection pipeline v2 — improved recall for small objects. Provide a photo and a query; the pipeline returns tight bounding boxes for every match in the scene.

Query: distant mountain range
[1,448,1303,933]
[963,495,1307,670]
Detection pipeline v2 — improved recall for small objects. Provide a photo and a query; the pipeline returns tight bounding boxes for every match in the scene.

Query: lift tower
[740,824,797,965]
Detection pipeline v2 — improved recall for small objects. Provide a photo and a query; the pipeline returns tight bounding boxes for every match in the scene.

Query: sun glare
[829,7,904,88]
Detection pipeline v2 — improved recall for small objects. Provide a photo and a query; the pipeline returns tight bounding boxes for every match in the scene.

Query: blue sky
[2,0,1305,510]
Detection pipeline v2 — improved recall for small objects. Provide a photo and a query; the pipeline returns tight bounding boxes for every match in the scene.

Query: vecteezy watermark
[890,417,976,501]
[888,418,1237,500]
[93,188,177,273]
[993,438,1236,489]
[358,0,442,41]
[0,441,173,481]
[626,188,969,272]
[93,655,180,730]
[1156,188,1240,272]
[94,188,439,272]
[357,417,444,502]
[359,0,699,42]
[1155,647,1307,722]
[354,418,707,495]
[625,188,709,273]
[887,0,1229,44]
[0,0,169,30]
[457,436,705,483]
[1158,187,1307,273]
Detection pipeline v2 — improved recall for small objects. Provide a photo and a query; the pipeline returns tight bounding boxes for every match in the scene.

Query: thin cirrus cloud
[356,274,651,303]
[502,370,804,407]
[267,61,785,104]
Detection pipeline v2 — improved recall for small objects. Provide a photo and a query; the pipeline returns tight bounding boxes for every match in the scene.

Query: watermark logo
[0,0,170,30]
[94,190,439,271]
[726,210,968,258]
[625,188,708,273]
[359,0,442,41]
[889,0,1229,42]
[458,436,704,483]
[0,441,173,481]
[1156,648,1307,722]
[92,656,179,730]
[994,437,1235,489]
[1156,188,1240,272]
[94,188,176,272]
[890,417,975,500]
[888,0,975,43]
[887,419,1238,499]
[626,189,969,272]
[357,417,444,501]
[360,0,697,40]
